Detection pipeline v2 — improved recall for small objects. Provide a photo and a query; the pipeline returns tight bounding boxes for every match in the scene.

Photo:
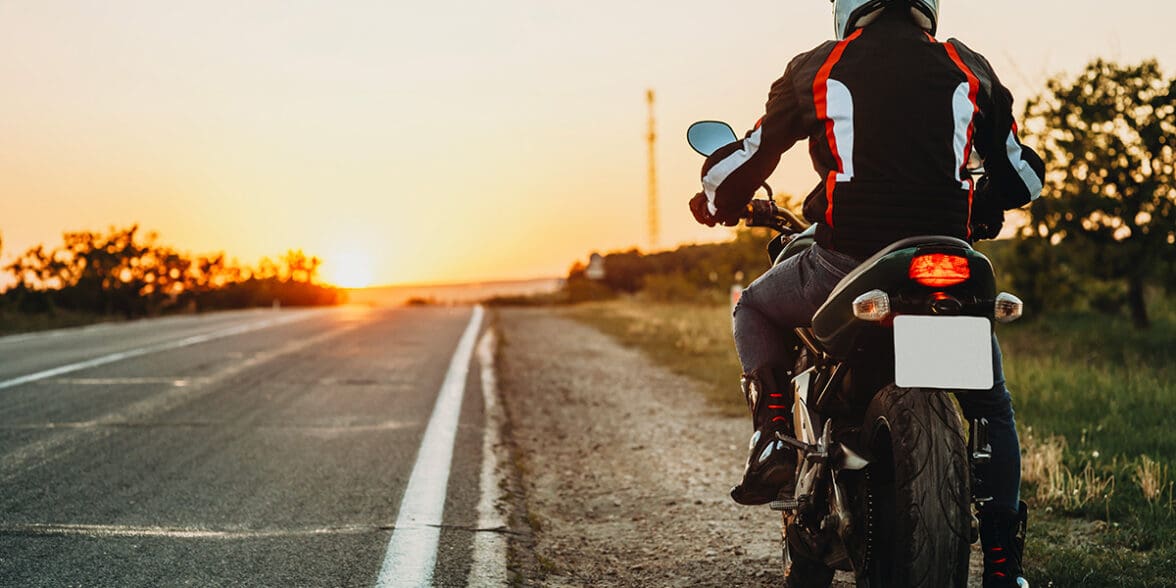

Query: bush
[565,227,773,303]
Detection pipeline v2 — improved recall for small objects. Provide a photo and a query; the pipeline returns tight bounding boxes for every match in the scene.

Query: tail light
[994,292,1023,322]
[909,253,971,287]
[852,289,891,321]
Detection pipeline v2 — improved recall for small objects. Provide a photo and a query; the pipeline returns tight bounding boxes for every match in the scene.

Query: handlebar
[741,199,809,235]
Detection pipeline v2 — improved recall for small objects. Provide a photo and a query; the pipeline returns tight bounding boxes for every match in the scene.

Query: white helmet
[832,0,939,40]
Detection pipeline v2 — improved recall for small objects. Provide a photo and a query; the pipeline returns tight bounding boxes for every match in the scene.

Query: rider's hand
[690,193,740,227]
[971,176,1005,240]
[690,192,718,227]
[971,208,1004,240]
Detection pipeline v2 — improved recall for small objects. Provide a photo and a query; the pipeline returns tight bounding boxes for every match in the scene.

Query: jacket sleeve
[971,61,1045,210]
[700,58,811,222]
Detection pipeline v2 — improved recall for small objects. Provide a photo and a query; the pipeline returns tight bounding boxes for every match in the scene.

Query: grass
[560,300,746,417]
[563,293,1176,586]
[997,295,1176,584]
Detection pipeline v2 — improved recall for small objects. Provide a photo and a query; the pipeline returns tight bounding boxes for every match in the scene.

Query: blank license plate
[893,315,993,390]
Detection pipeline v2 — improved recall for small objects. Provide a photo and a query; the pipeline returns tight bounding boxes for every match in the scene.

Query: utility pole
[646,89,659,251]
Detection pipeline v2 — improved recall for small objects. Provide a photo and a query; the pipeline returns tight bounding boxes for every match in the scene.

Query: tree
[281,249,322,284]
[1,225,342,316]
[1021,59,1175,328]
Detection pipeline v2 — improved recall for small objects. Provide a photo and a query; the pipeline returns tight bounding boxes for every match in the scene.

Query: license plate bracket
[893,315,993,390]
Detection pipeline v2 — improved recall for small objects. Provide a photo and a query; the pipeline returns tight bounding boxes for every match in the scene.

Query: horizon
[344,274,562,291]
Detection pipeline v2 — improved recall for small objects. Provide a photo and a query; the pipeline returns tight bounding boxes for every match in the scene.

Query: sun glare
[324,250,376,289]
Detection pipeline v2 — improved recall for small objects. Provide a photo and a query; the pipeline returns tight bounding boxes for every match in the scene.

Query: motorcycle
[687,121,1025,587]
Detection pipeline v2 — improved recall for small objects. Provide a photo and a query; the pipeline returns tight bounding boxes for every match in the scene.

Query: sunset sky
[2,1,1172,287]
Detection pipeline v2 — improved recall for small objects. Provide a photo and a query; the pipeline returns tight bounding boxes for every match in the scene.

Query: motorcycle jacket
[700,7,1045,260]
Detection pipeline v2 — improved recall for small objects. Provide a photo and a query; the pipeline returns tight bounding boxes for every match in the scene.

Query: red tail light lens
[909,253,970,287]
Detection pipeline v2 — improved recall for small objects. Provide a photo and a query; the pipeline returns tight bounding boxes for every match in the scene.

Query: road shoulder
[495,307,801,586]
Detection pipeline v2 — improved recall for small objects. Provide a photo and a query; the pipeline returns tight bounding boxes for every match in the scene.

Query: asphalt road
[0,306,490,587]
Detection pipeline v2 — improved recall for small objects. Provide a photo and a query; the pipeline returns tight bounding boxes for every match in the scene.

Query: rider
[688,1,1043,586]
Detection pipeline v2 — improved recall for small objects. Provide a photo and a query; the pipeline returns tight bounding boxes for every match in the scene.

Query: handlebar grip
[741,199,809,233]
[745,199,777,225]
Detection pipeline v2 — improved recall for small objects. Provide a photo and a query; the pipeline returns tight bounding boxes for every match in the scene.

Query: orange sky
[1,1,1172,287]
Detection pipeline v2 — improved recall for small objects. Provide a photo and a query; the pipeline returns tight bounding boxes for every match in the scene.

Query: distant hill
[345,277,562,306]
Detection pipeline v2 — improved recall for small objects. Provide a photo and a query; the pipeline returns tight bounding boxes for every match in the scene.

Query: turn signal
[909,253,971,287]
[852,289,891,321]
[994,292,1024,323]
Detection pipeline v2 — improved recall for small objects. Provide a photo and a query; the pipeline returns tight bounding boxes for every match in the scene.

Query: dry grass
[1021,429,1116,512]
[1020,429,1066,488]
[1133,455,1174,508]
[623,312,724,356]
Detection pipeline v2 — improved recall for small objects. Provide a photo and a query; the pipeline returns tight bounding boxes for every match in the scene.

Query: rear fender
[812,245,996,358]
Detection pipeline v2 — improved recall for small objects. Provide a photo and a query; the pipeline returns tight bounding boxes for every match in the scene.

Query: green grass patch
[1000,295,1176,582]
[564,294,1176,584]
[1029,515,1176,587]
[1000,297,1175,464]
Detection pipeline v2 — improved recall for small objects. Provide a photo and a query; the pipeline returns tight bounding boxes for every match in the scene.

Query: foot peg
[775,431,816,453]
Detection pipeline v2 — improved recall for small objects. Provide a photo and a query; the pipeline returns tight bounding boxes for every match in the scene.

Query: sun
[323,249,377,288]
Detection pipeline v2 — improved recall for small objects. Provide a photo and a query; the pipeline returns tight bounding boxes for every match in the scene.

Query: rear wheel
[856,385,971,588]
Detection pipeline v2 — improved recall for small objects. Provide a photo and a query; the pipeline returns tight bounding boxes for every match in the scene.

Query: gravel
[494,307,857,586]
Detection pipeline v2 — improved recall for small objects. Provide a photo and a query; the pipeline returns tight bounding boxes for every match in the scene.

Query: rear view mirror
[686,121,738,157]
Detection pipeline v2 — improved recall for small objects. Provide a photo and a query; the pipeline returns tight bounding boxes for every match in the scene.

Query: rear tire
[857,385,971,588]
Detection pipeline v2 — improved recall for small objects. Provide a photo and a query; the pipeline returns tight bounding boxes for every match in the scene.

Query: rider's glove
[970,176,1005,240]
[971,208,1004,240]
[690,192,739,227]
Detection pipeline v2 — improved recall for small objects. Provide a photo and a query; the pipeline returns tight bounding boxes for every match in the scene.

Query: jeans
[732,243,1022,511]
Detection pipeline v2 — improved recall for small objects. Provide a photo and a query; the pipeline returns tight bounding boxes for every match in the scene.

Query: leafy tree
[1,225,341,317]
[281,249,322,284]
[1021,59,1175,327]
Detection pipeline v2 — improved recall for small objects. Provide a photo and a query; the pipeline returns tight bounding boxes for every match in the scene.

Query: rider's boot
[978,500,1029,588]
[730,365,798,506]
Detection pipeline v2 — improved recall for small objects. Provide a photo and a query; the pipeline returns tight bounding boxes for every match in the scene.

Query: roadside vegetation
[564,295,1176,585]
[548,58,1176,586]
[0,225,341,335]
[1001,298,1176,585]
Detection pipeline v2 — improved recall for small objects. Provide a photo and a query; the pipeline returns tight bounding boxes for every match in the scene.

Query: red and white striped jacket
[700,8,1044,259]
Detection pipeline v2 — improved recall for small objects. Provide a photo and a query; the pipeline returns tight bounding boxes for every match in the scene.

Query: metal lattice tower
[646,89,659,250]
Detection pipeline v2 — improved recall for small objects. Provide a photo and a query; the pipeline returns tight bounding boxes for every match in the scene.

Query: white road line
[467,329,509,586]
[0,312,312,391]
[0,318,357,480]
[0,522,384,539]
[51,377,208,386]
[0,309,281,346]
[376,305,484,588]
